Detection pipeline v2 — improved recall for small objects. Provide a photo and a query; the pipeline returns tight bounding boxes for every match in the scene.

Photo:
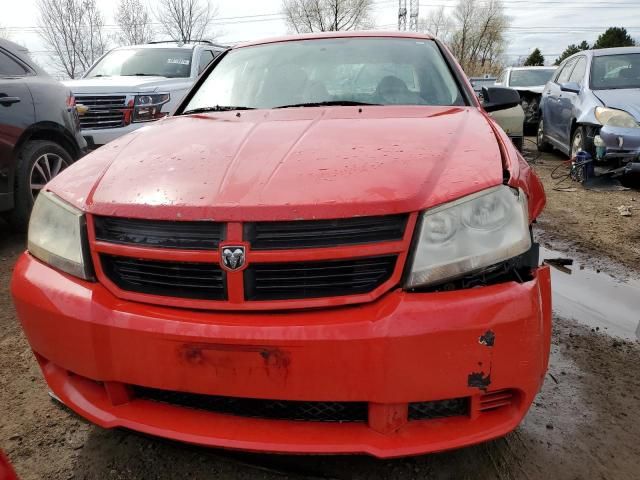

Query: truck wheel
[536,119,553,152]
[8,140,72,232]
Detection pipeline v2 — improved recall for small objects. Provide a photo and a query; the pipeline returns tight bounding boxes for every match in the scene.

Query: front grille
[79,111,125,130]
[244,255,397,301]
[94,216,225,250]
[409,398,469,421]
[76,95,127,108]
[101,255,226,300]
[92,214,408,305]
[76,95,127,130]
[246,214,408,249]
[133,386,368,422]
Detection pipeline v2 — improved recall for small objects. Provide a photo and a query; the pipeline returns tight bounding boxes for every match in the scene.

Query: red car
[0,451,18,480]
[11,32,550,458]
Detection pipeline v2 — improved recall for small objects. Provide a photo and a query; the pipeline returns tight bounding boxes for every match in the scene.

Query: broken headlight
[595,107,639,129]
[406,186,531,288]
[28,191,93,280]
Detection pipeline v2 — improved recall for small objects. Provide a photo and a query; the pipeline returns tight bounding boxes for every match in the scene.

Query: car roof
[591,46,640,57]
[508,66,556,71]
[561,46,640,64]
[235,31,435,49]
[110,41,227,51]
[0,38,46,74]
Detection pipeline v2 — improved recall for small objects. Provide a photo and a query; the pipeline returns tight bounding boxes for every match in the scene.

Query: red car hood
[49,106,505,221]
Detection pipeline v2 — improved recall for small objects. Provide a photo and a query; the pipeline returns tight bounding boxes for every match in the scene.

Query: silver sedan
[538,46,640,176]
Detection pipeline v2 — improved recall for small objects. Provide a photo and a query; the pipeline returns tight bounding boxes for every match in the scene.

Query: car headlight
[406,186,531,288]
[28,191,93,280]
[133,93,170,122]
[595,107,639,128]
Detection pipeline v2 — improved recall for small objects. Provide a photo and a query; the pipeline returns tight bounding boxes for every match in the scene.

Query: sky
[2,0,640,76]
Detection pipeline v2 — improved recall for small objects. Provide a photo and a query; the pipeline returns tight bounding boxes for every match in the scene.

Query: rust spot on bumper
[479,330,496,347]
[259,348,291,370]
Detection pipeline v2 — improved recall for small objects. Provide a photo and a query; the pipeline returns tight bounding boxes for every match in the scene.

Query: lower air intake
[133,386,368,423]
[409,398,470,421]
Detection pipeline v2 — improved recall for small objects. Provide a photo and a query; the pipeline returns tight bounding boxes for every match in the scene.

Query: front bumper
[597,125,640,163]
[11,254,552,458]
[82,123,145,148]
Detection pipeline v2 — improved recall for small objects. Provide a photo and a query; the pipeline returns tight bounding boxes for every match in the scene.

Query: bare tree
[282,0,374,33]
[155,0,217,42]
[418,6,451,43]
[424,0,507,76]
[37,0,107,78]
[0,23,10,40]
[116,0,155,45]
[84,0,108,63]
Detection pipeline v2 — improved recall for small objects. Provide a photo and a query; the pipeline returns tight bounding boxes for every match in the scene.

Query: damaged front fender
[483,111,546,221]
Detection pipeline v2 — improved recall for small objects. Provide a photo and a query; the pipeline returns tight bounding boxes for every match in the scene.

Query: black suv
[0,39,86,230]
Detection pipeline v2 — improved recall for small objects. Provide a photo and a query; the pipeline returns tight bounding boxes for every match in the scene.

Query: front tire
[537,118,553,152]
[8,140,73,232]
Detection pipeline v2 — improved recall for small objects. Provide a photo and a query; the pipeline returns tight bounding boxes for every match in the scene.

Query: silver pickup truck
[64,40,226,149]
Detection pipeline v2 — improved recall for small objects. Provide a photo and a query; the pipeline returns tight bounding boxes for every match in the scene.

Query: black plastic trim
[245,214,409,250]
[94,216,225,250]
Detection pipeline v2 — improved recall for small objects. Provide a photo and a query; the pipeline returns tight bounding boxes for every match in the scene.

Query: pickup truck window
[85,48,193,78]
[198,50,215,74]
[183,37,465,111]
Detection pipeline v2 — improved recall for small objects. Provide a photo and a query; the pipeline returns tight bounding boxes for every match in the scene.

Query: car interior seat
[376,75,422,104]
[258,64,309,107]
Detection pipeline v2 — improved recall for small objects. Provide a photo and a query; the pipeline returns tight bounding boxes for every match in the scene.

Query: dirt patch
[524,138,640,272]
[2,218,640,479]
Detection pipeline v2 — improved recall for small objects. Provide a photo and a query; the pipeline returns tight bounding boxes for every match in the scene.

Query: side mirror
[481,86,521,112]
[560,82,581,94]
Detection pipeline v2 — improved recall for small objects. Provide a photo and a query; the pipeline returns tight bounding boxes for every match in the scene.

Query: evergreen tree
[524,48,544,66]
[593,27,636,49]
[554,41,590,66]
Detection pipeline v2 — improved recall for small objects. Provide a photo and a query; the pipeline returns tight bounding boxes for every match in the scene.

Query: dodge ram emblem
[221,246,245,270]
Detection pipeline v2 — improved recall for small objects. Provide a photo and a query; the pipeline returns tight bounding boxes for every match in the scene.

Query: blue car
[538,47,640,175]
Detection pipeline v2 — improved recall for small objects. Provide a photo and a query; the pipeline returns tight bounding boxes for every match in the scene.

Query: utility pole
[409,0,419,31]
[398,0,407,31]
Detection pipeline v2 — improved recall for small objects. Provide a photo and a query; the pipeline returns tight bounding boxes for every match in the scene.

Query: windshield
[591,53,640,90]
[85,48,193,78]
[183,38,465,111]
[509,69,554,87]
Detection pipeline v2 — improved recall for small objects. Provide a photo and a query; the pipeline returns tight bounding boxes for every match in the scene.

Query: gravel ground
[2,145,640,479]
[524,138,640,271]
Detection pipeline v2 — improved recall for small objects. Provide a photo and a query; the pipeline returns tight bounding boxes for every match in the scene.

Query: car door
[544,58,577,143]
[0,48,35,207]
[557,56,587,147]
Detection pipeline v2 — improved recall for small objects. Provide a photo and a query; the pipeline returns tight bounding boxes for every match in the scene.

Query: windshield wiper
[130,73,164,76]
[274,100,381,109]
[183,105,257,114]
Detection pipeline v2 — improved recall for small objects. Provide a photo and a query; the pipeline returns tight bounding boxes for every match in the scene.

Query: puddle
[540,246,640,341]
